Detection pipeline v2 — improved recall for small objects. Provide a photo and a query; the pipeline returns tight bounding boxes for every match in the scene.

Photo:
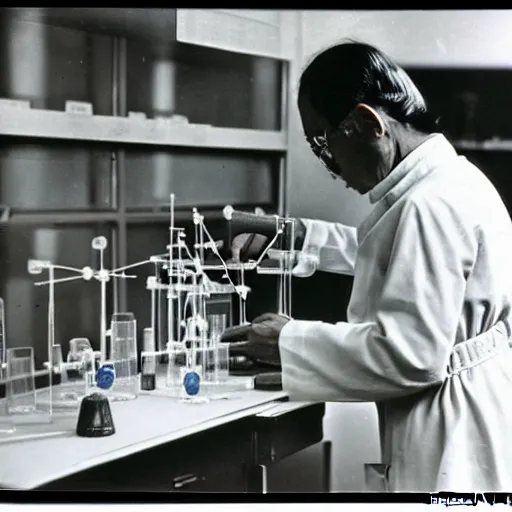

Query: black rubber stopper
[254,372,283,391]
[76,392,116,438]
[158,353,169,365]
[141,374,156,391]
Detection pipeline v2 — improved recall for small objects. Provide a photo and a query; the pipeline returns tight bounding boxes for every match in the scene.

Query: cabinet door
[176,9,295,60]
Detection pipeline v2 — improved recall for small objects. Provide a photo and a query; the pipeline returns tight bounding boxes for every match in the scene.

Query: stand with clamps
[221,206,305,390]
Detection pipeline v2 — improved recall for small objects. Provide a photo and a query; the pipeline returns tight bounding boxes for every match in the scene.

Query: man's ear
[352,104,386,139]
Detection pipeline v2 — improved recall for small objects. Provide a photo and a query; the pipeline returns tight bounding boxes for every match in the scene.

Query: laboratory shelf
[0,107,287,152]
[452,139,512,152]
[6,211,119,226]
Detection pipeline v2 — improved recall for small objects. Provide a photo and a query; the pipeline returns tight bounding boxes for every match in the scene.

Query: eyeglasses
[308,130,340,181]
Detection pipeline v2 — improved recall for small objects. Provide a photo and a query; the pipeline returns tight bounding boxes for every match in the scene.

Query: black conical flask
[76,392,115,438]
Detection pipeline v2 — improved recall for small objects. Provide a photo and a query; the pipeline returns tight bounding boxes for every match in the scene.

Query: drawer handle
[173,473,200,489]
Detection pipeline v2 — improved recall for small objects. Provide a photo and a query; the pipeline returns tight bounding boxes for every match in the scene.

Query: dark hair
[298,40,440,134]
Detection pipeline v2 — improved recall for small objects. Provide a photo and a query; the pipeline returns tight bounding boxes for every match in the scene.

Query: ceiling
[3,8,178,45]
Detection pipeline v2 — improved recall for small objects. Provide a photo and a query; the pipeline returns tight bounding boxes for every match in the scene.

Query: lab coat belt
[447,320,510,377]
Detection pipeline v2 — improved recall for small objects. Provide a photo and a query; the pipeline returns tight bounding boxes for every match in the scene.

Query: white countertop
[0,385,287,490]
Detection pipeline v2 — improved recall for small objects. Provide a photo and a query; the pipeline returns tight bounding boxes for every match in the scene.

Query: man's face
[298,95,383,195]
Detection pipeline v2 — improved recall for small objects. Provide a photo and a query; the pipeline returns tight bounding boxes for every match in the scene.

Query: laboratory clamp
[0,194,297,439]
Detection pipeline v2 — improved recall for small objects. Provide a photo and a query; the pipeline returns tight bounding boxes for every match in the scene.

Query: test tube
[208,314,227,345]
[214,344,229,383]
[141,327,156,391]
[202,344,229,384]
[110,312,138,401]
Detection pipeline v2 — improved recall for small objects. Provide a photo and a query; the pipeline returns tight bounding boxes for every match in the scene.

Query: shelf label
[128,111,147,121]
[65,101,93,116]
[0,205,10,224]
[0,98,31,110]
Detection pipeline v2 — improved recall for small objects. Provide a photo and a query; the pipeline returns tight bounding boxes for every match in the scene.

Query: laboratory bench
[0,379,329,493]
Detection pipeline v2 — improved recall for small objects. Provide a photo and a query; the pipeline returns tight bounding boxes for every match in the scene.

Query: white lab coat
[279,134,512,492]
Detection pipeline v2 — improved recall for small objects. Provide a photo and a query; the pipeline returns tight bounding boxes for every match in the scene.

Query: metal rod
[48,266,54,417]
[158,285,164,352]
[100,248,107,364]
[288,219,295,316]
[176,237,183,344]
[117,150,128,313]
[35,275,84,287]
[168,194,175,346]
[199,216,205,263]
[276,57,292,312]
[116,37,128,313]
[240,267,247,324]
[111,225,119,314]
[277,59,290,219]
[110,36,120,319]
[151,267,157,351]
[277,216,284,315]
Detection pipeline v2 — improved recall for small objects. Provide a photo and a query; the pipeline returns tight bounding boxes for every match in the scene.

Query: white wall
[301,10,512,68]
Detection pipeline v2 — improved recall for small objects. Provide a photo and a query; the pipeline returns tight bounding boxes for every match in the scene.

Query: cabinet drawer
[41,417,253,492]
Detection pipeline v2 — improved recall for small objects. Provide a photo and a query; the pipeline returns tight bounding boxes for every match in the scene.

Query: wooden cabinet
[38,403,327,493]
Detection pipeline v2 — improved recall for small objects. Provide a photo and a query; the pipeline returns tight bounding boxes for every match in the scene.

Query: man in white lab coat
[221,41,512,492]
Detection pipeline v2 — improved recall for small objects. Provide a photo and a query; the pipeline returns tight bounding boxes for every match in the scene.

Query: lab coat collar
[368,134,457,206]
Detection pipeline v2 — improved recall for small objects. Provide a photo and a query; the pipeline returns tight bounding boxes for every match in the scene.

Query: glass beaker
[0,398,15,435]
[212,344,229,383]
[109,312,138,401]
[6,347,51,424]
[208,314,227,345]
[166,346,188,390]
[195,344,229,385]
[48,343,85,408]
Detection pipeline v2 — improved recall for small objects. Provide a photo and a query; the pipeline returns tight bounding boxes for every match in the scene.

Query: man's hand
[220,313,291,367]
[230,233,269,263]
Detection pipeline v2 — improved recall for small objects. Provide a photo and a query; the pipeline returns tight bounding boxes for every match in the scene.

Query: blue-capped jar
[96,364,115,390]
[183,371,201,396]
